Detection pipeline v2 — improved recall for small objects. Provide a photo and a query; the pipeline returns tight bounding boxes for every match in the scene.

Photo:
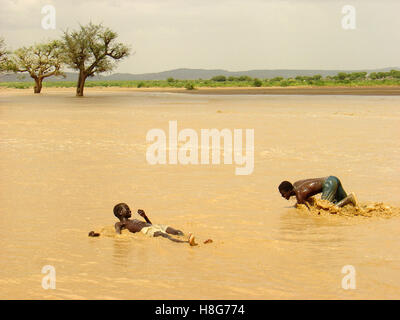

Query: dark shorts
[321,176,347,204]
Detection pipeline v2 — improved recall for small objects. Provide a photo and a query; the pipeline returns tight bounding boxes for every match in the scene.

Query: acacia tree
[63,23,130,96]
[9,40,65,93]
[0,37,10,73]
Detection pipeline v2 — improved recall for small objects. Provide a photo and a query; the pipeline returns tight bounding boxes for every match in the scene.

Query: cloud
[0,0,399,73]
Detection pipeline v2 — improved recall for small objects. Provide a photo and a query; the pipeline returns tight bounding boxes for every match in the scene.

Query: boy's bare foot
[88,231,100,237]
[349,192,358,207]
[204,239,213,244]
[188,233,197,246]
[336,192,359,208]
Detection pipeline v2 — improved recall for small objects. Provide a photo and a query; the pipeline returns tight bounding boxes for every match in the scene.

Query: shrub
[238,75,252,81]
[390,70,400,79]
[253,79,262,87]
[211,75,226,82]
[376,72,390,79]
[279,80,289,87]
[12,83,31,89]
[185,82,196,90]
[337,72,348,80]
[369,72,378,80]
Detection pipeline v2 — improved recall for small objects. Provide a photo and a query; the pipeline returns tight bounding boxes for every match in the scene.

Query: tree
[390,69,400,79]
[185,82,196,90]
[238,75,252,81]
[253,78,262,87]
[337,72,348,81]
[349,72,367,80]
[0,37,10,73]
[211,75,226,82]
[9,40,64,93]
[369,72,378,80]
[63,23,130,96]
[376,72,389,79]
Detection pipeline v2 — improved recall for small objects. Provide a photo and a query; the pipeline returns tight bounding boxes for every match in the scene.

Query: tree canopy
[0,37,10,73]
[63,23,130,96]
[9,40,65,93]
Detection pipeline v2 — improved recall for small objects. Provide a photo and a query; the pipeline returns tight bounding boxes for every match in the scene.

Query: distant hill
[1,67,399,82]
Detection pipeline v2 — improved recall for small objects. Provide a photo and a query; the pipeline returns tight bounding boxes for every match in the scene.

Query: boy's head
[113,203,132,220]
[278,181,294,199]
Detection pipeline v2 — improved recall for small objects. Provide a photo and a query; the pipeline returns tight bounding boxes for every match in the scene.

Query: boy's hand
[138,209,152,224]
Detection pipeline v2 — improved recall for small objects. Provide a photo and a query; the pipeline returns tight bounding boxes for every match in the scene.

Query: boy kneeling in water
[278,176,358,208]
[90,203,197,246]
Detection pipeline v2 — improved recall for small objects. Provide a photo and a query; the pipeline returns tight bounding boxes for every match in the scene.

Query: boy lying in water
[89,203,197,246]
[278,176,358,208]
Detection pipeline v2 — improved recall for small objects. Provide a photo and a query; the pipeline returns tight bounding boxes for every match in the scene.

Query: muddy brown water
[0,89,399,299]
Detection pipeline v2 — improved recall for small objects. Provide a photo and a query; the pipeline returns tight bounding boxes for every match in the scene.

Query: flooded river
[0,89,399,299]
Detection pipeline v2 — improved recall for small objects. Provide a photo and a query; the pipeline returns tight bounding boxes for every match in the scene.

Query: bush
[313,80,325,86]
[13,83,31,89]
[137,82,145,88]
[279,80,289,87]
[337,72,347,80]
[238,75,253,81]
[167,77,174,83]
[348,72,367,80]
[211,75,226,82]
[390,70,400,79]
[369,72,377,80]
[376,72,390,79]
[253,79,262,87]
[185,82,196,90]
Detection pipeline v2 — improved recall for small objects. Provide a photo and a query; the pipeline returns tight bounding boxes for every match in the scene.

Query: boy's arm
[115,222,122,234]
[296,191,311,210]
[295,192,304,204]
[138,209,152,224]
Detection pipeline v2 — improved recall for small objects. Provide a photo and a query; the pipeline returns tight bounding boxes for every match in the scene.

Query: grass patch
[1,71,400,90]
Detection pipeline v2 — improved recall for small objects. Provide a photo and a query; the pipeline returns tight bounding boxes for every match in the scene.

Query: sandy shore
[1,85,400,95]
[162,86,400,95]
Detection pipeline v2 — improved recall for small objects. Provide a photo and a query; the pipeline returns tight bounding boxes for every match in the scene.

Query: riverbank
[1,85,400,96]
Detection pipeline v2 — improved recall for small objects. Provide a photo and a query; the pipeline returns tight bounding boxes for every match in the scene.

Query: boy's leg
[165,227,184,236]
[153,231,197,246]
[336,192,358,207]
[335,179,348,203]
[153,231,185,242]
[334,178,357,207]
[321,176,339,202]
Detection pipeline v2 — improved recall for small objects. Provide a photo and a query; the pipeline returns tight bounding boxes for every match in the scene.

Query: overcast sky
[1,0,399,74]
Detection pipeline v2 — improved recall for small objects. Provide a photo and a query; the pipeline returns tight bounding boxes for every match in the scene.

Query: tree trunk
[76,71,86,96]
[34,77,42,94]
